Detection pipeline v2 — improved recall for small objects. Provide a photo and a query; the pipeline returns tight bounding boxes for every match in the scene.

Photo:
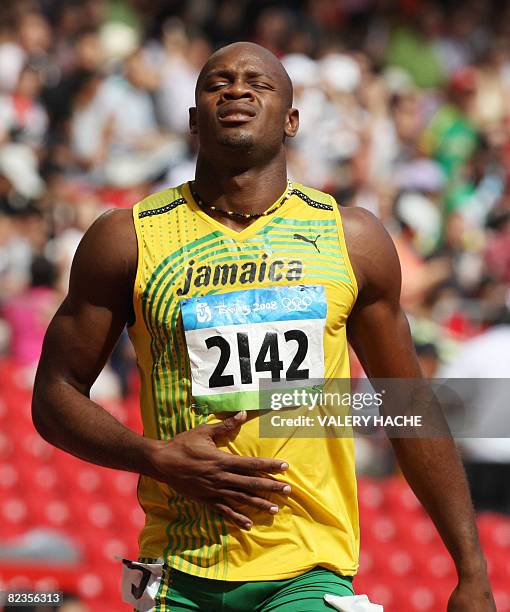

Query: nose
[221,79,254,101]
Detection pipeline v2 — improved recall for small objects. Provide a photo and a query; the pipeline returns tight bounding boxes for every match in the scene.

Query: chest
[142,225,353,333]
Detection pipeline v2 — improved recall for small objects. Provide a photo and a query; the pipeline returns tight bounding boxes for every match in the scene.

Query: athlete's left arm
[342,206,495,612]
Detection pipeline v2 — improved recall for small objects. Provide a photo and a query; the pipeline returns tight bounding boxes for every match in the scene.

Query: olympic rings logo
[281,295,313,311]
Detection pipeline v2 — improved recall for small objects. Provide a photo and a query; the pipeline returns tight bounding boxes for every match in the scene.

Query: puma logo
[293,233,321,253]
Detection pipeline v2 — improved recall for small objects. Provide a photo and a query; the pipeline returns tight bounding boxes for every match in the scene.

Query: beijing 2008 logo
[196,302,212,322]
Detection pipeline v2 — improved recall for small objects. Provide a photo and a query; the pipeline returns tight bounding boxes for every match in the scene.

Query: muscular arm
[32,209,155,472]
[342,207,494,610]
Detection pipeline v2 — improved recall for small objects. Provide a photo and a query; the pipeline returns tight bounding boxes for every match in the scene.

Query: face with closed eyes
[190,42,299,162]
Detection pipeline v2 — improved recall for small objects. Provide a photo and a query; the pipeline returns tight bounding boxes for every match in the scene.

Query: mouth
[217,104,257,124]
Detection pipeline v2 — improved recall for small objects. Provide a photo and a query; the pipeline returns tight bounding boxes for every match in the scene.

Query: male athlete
[33,43,495,611]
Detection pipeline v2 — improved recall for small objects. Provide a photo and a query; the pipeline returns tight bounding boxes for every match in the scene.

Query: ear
[189,107,198,135]
[284,108,299,138]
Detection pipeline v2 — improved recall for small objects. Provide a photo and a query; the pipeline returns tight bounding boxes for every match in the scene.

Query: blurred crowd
[0,0,509,505]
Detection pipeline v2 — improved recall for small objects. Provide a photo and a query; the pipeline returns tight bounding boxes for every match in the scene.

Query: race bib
[180,285,327,414]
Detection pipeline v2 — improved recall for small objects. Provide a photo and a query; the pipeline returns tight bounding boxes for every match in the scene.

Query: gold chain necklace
[190,180,293,220]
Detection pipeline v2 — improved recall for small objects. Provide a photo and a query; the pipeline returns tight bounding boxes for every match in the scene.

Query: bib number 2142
[180,285,327,413]
[207,328,309,387]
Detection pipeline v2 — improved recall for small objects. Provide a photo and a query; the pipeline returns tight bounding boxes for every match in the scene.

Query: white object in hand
[121,559,163,611]
[324,593,384,611]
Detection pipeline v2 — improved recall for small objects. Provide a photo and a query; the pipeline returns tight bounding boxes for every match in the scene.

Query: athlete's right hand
[145,411,291,530]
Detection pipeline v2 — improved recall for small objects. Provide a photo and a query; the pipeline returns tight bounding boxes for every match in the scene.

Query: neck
[193,149,288,216]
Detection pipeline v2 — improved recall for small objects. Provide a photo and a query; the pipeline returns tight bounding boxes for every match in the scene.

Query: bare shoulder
[80,208,136,256]
[68,208,137,301]
[338,205,393,255]
[75,208,136,270]
[338,205,401,301]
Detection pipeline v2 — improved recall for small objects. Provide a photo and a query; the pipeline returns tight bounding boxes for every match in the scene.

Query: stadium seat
[357,478,385,512]
[492,587,510,612]
[0,462,19,492]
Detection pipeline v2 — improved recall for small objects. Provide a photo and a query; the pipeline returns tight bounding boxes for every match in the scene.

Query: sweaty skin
[32,42,494,611]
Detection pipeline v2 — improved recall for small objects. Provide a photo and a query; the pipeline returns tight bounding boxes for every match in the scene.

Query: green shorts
[149,565,354,612]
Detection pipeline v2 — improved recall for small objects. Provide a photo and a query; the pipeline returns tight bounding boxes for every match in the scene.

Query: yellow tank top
[129,181,359,581]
